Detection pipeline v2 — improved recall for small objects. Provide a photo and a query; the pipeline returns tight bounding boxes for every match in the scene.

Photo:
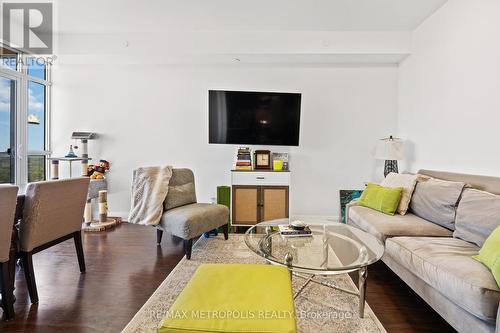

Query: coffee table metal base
[291,267,368,318]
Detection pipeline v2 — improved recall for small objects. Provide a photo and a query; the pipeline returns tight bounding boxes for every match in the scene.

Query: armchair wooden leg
[73,231,86,273]
[0,262,15,320]
[184,239,193,260]
[157,229,164,245]
[20,252,38,304]
[222,223,229,240]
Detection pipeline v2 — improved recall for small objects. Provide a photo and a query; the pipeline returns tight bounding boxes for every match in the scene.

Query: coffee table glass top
[244,219,384,274]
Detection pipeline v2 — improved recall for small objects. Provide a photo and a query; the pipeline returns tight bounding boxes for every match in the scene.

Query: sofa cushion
[164,168,197,211]
[348,205,452,243]
[159,203,229,239]
[410,177,466,230]
[386,237,500,322]
[158,264,297,333]
[454,188,500,247]
[381,172,419,215]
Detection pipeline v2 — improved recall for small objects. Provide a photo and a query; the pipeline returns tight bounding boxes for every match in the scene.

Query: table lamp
[375,135,405,177]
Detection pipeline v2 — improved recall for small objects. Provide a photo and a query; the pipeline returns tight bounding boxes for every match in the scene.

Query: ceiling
[55,0,448,34]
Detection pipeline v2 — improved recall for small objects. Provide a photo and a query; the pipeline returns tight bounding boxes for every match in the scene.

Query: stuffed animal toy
[91,170,105,179]
[86,165,96,177]
[88,160,110,179]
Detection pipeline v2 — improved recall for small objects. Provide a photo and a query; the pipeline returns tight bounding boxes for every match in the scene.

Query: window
[27,58,46,80]
[0,77,15,183]
[0,48,51,184]
[28,80,47,182]
[0,47,17,71]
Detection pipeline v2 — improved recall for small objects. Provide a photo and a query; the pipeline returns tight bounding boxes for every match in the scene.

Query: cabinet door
[261,186,289,221]
[232,186,259,225]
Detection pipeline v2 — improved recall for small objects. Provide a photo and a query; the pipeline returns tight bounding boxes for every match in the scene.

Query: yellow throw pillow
[359,183,403,216]
[473,225,500,287]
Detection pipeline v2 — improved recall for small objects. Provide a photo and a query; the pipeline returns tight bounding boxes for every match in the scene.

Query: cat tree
[49,132,119,231]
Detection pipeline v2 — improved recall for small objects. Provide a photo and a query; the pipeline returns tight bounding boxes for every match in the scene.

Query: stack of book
[278,225,312,237]
[235,147,252,170]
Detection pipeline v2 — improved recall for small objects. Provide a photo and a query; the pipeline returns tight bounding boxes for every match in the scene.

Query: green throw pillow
[359,182,403,216]
[473,225,500,287]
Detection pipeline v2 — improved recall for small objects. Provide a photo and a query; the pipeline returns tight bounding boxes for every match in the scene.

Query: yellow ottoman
[158,264,297,333]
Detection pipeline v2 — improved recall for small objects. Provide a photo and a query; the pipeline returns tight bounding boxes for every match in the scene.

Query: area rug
[122,235,387,333]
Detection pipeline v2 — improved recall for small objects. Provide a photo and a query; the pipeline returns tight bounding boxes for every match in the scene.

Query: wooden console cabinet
[231,171,290,226]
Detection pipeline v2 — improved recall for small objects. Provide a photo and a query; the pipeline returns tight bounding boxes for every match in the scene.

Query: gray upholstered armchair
[0,184,18,320]
[156,169,229,259]
[18,177,90,303]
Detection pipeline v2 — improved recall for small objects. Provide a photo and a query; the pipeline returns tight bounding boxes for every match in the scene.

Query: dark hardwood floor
[350,262,456,333]
[0,223,185,333]
[0,223,456,333]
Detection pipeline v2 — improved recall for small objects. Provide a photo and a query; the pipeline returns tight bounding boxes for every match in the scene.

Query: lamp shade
[375,137,405,160]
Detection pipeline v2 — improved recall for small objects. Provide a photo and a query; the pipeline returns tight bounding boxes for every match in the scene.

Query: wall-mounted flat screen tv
[209,90,301,146]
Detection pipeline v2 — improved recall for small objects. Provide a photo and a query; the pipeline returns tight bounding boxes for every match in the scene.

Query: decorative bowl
[290,220,307,230]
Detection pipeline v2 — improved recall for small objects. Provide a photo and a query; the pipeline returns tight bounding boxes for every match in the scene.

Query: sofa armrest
[496,303,500,333]
[345,200,360,224]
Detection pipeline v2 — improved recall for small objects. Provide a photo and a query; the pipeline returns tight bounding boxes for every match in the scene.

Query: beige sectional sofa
[347,169,500,333]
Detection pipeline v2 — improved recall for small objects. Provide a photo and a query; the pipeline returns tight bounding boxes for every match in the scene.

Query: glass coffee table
[244,219,384,317]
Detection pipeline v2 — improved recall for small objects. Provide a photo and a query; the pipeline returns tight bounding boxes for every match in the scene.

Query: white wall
[50,0,500,219]
[51,64,397,218]
[398,0,500,175]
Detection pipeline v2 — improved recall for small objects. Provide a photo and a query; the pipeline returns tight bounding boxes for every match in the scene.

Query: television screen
[209,90,301,146]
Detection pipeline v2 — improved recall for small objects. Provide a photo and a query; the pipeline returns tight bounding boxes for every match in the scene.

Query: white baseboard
[290,215,340,224]
[110,212,340,224]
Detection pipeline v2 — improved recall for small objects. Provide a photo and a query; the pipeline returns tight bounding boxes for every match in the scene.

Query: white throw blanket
[128,166,173,226]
